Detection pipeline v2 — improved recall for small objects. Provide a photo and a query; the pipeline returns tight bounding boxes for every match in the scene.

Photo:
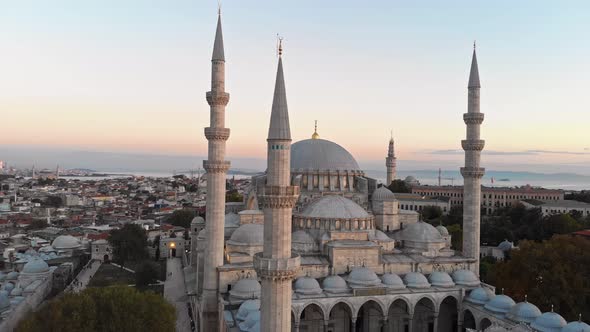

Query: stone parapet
[261,185,299,208]
[253,253,300,281]
[461,140,485,151]
[206,91,230,106]
[463,113,485,124]
[204,127,230,141]
[460,167,485,179]
[203,160,231,173]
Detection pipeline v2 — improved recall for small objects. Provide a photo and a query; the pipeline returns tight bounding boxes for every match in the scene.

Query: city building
[521,199,590,217]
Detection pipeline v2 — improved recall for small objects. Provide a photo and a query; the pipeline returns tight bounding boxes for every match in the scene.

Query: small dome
[2,282,14,292]
[403,272,430,289]
[372,186,396,201]
[436,225,449,236]
[428,271,455,288]
[230,278,261,300]
[369,230,393,242]
[484,294,516,316]
[322,275,349,294]
[531,311,567,332]
[399,222,444,243]
[191,216,205,225]
[498,240,514,252]
[10,286,23,297]
[236,300,260,321]
[292,230,316,245]
[562,321,590,332]
[6,271,19,280]
[294,276,322,295]
[466,287,495,305]
[347,267,381,287]
[197,229,207,240]
[239,310,261,332]
[225,213,240,226]
[451,269,480,287]
[291,139,361,171]
[249,321,260,332]
[229,224,264,246]
[299,196,370,220]
[381,273,406,290]
[52,235,81,250]
[0,292,9,312]
[404,176,418,182]
[22,257,50,274]
[506,300,542,324]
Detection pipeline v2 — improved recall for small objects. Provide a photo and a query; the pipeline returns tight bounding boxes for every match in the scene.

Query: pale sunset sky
[1,1,589,170]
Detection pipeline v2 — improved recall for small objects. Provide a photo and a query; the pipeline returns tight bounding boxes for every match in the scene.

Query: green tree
[446,224,463,251]
[489,235,590,322]
[420,206,443,221]
[387,179,410,193]
[17,286,175,332]
[226,190,243,202]
[167,209,195,228]
[545,214,581,236]
[108,224,148,269]
[135,261,160,287]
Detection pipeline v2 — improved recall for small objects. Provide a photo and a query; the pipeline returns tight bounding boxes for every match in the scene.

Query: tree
[387,179,410,193]
[135,261,160,287]
[226,190,243,202]
[108,224,148,269]
[442,206,463,226]
[167,209,195,228]
[488,235,590,322]
[545,214,581,236]
[420,206,443,221]
[16,286,175,332]
[446,224,463,251]
[44,195,62,208]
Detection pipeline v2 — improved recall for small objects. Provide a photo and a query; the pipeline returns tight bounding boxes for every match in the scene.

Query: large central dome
[291,139,360,171]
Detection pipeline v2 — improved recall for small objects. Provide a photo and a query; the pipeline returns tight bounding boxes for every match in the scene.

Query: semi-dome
[403,272,430,289]
[436,225,449,236]
[531,311,567,332]
[451,269,480,287]
[347,267,381,287]
[322,275,349,294]
[562,320,590,332]
[230,278,261,300]
[428,271,455,288]
[294,276,322,295]
[484,294,516,316]
[399,222,444,243]
[381,273,406,290]
[52,235,81,250]
[22,257,50,274]
[236,300,260,321]
[6,271,19,280]
[498,240,514,252]
[466,287,495,305]
[228,224,264,246]
[292,230,316,245]
[300,196,369,220]
[291,139,360,171]
[372,186,396,201]
[506,300,542,324]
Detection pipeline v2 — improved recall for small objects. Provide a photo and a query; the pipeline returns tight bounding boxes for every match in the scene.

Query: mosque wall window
[313,175,319,188]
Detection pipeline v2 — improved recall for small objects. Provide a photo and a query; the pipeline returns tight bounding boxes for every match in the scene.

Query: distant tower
[31,165,36,179]
[461,43,485,275]
[200,10,231,330]
[385,134,397,185]
[55,165,60,179]
[254,39,300,332]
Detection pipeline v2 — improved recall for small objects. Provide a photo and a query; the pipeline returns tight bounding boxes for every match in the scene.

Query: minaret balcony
[204,127,230,141]
[253,253,300,281]
[460,167,485,178]
[461,140,485,151]
[203,160,231,173]
[463,113,485,124]
[206,91,230,106]
[261,185,300,208]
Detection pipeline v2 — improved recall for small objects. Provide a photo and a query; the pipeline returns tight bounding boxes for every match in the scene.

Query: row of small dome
[466,287,589,332]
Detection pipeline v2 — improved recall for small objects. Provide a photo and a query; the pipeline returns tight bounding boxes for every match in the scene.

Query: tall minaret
[254,40,300,332]
[385,133,397,185]
[201,10,230,330]
[461,43,485,274]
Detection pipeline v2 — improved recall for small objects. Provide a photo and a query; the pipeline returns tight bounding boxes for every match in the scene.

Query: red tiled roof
[573,229,590,237]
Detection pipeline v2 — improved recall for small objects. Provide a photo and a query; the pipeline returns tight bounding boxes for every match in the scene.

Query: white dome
[563,321,590,332]
[291,139,360,171]
[403,272,430,289]
[498,240,514,251]
[436,225,449,236]
[347,267,381,287]
[428,271,455,288]
[405,176,417,182]
[531,311,567,332]
[6,271,19,280]
[372,186,396,201]
[484,294,516,316]
[2,283,14,292]
[191,216,205,225]
[506,300,542,324]
[399,221,444,243]
[236,300,260,321]
[22,257,50,274]
[229,224,264,246]
[322,275,349,294]
[239,310,261,332]
[381,273,406,290]
[292,230,316,245]
[52,235,81,250]
[230,278,261,300]
[300,196,369,220]
[466,287,495,305]
[294,276,322,295]
[451,269,480,287]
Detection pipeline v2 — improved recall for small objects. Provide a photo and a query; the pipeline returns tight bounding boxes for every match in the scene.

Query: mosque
[187,11,590,332]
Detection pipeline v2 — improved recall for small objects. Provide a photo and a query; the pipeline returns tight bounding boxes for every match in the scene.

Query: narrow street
[66,259,102,293]
[164,257,191,332]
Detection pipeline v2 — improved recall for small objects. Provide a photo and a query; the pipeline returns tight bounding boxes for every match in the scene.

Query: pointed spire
[468,41,480,88]
[312,120,319,139]
[389,130,394,143]
[267,39,291,140]
[212,10,225,61]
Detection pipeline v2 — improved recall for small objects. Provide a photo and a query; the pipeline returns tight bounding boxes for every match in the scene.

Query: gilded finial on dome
[312,120,319,139]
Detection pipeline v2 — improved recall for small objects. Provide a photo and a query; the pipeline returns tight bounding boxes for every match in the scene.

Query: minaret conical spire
[267,40,291,140]
[468,42,480,88]
[212,12,225,61]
